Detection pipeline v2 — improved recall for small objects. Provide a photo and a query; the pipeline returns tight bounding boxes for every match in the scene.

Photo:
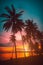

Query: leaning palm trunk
[26,39,30,54]
[26,38,32,56]
[22,40,26,57]
[20,32,26,57]
[29,38,33,56]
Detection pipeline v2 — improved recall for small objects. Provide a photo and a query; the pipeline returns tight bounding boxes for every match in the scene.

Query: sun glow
[24,44,30,57]
[24,44,28,51]
[38,45,41,50]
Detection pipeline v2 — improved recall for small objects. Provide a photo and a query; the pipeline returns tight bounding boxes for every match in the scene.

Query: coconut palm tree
[0,5,25,58]
[25,19,38,55]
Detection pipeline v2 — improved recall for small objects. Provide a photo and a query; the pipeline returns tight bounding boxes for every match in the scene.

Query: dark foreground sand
[0,55,43,65]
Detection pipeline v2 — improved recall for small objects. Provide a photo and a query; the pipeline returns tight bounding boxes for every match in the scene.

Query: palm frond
[5,6,13,15]
[15,11,24,18]
[19,11,24,14]
[0,19,9,22]
[3,21,12,31]
[0,13,10,18]
[11,5,15,15]
[15,13,22,18]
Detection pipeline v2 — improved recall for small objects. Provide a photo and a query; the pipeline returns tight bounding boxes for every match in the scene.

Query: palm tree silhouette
[25,19,38,55]
[0,5,24,58]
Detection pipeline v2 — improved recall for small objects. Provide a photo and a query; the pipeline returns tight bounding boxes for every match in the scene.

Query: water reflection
[0,47,42,60]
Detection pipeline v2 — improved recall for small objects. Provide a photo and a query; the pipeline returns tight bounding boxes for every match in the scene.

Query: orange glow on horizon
[0,43,41,60]
[0,44,30,60]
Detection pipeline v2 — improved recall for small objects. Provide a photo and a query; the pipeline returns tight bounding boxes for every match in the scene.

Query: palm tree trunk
[12,44,17,59]
[12,33,17,59]
[12,45,14,59]
[15,43,17,58]
[30,38,33,56]
[20,32,26,57]
[26,38,31,56]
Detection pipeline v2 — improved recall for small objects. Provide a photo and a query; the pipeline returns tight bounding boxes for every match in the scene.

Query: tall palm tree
[10,34,16,58]
[0,5,24,58]
[25,19,38,55]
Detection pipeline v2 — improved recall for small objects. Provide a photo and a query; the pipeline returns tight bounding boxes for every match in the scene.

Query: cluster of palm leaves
[0,5,43,58]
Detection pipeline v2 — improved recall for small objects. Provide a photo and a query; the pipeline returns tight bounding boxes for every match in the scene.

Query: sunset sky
[0,0,43,45]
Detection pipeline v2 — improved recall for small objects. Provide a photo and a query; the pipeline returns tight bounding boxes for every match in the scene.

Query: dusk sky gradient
[0,0,43,44]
